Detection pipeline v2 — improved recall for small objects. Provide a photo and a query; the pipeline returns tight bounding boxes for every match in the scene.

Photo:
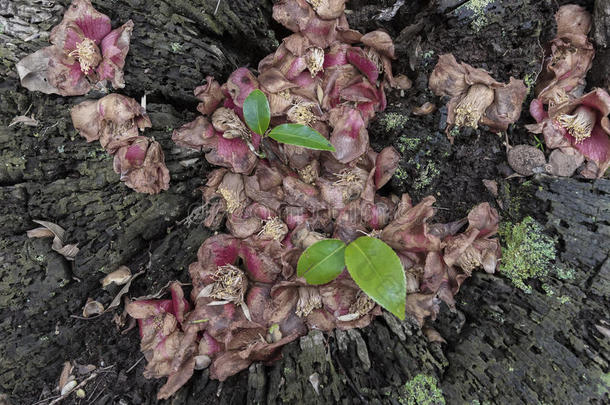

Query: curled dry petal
[360,30,395,59]
[226,68,259,108]
[381,196,441,252]
[172,116,217,151]
[405,294,439,327]
[329,106,369,163]
[195,76,225,115]
[307,0,347,20]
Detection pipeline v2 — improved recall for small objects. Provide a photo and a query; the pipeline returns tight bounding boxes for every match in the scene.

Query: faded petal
[328,106,369,164]
[97,20,134,89]
[195,76,225,116]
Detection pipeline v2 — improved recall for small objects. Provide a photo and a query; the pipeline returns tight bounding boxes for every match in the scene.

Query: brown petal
[545,147,585,177]
[405,293,439,326]
[481,77,527,131]
[360,30,395,59]
[172,116,218,151]
[195,76,224,115]
[71,100,101,142]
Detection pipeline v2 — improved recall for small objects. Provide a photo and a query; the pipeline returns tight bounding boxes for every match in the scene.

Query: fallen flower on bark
[429,54,526,137]
[528,88,610,177]
[71,94,170,193]
[534,5,594,106]
[16,0,133,96]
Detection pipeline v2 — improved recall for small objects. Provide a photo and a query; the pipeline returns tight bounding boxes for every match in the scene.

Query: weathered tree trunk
[0,1,608,404]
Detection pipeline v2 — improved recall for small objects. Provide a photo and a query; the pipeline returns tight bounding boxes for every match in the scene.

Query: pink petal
[569,124,610,168]
[328,106,369,163]
[347,47,379,84]
[226,67,259,107]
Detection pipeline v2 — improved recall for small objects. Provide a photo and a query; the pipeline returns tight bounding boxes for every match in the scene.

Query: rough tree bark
[0,1,608,404]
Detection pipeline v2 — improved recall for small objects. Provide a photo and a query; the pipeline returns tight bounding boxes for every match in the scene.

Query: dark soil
[1,0,608,404]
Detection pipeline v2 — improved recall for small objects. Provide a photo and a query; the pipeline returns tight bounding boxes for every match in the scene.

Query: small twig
[126,356,145,373]
[214,0,222,15]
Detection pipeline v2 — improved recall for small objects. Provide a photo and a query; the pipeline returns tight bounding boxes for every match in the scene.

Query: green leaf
[345,236,406,319]
[297,239,346,285]
[243,89,270,135]
[268,123,336,151]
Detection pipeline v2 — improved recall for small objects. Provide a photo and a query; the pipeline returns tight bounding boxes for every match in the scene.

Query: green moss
[397,136,421,153]
[379,113,409,131]
[414,162,440,191]
[398,374,445,405]
[524,72,536,95]
[170,42,183,53]
[457,0,495,32]
[498,217,556,293]
[394,167,409,182]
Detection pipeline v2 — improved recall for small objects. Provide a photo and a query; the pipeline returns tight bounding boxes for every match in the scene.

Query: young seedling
[243,89,335,153]
[297,236,406,320]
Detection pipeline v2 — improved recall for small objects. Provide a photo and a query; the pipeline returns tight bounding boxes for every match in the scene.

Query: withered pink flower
[113,137,170,194]
[272,0,359,50]
[381,196,442,253]
[528,88,610,177]
[125,284,191,387]
[429,54,527,136]
[535,5,594,105]
[71,94,169,194]
[172,115,258,174]
[71,93,151,150]
[16,0,133,96]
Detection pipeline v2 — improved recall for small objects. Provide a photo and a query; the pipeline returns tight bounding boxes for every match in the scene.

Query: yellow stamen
[258,217,287,241]
[208,264,247,303]
[306,0,322,11]
[365,48,383,74]
[305,47,325,77]
[348,291,375,316]
[218,187,240,213]
[296,287,322,317]
[298,164,317,184]
[454,84,495,129]
[68,38,101,74]
[556,106,596,143]
[287,102,317,126]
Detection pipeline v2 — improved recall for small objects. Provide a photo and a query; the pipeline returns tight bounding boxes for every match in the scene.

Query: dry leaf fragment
[100,266,132,288]
[105,271,145,312]
[412,102,436,116]
[27,220,80,260]
[9,115,39,127]
[58,361,73,392]
[82,299,104,318]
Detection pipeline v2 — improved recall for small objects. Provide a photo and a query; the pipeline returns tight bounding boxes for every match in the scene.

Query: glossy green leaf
[297,239,346,285]
[243,89,270,135]
[345,236,406,319]
[268,123,336,151]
